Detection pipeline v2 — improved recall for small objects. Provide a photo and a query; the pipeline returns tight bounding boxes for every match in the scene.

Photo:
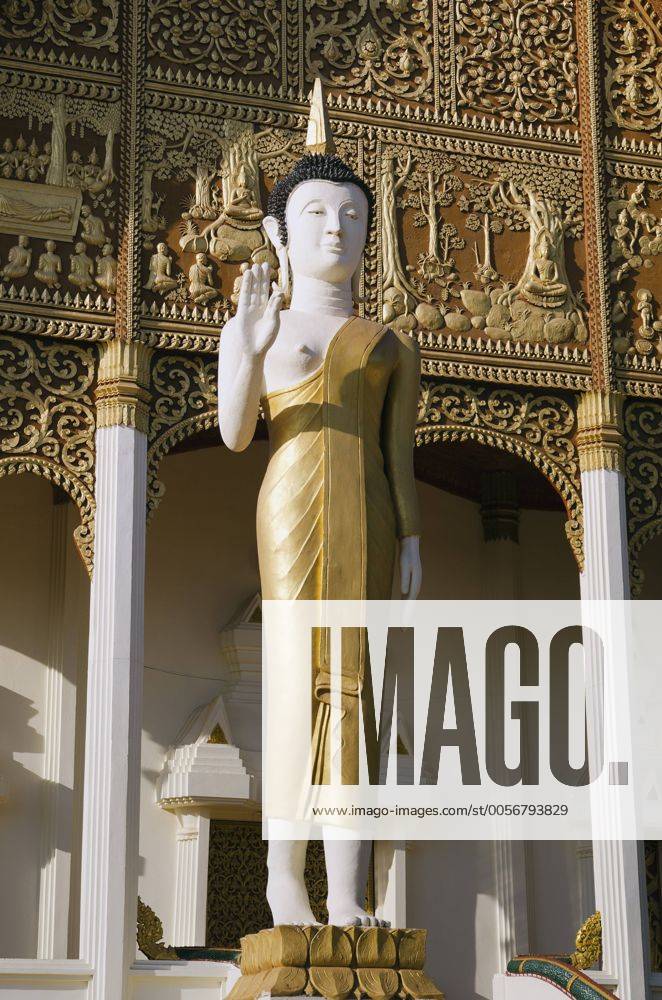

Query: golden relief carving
[137,896,178,960]
[623,397,662,595]
[305,0,434,105]
[379,143,586,350]
[0,86,119,309]
[96,339,151,433]
[416,379,583,565]
[228,924,442,1000]
[0,178,81,240]
[570,911,602,970]
[145,0,438,109]
[0,0,118,53]
[147,352,218,520]
[142,111,302,314]
[0,333,96,571]
[0,90,118,193]
[0,2,657,405]
[576,390,625,473]
[146,0,285,86]
[603,0,662,139]
[454,0,579,126]
[137,92,595,383]
[608,176,662,359]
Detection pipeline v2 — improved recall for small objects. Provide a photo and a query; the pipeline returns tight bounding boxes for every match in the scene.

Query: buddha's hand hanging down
[218,261,283,452]
[400,535,422,600]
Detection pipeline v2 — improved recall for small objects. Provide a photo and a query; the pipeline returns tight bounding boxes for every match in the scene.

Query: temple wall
[0,476,52,958]
[0,475,89,960]
[142,442,269,938]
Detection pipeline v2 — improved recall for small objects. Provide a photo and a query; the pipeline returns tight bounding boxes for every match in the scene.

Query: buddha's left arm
[382,331,422,539]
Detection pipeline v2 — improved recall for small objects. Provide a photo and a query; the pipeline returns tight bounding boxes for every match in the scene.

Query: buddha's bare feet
[327,900,390,928]
[266,871,320,926]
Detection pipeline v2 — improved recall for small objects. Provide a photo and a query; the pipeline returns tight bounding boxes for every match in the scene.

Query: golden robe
[257,316,421,783]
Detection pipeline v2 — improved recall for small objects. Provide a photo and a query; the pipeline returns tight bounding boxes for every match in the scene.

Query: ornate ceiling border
[416,378,584,567]
[146,351,217,521]
[0,333,97,573]
[623,396,662,595]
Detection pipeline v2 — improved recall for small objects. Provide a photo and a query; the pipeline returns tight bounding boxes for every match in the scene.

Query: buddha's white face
[282,179,368,283]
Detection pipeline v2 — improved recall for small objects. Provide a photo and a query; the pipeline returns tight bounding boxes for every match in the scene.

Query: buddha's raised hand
[233,261,283,360]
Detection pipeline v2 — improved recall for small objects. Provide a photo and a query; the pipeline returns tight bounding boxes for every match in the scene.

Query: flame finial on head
[305,78,336,156]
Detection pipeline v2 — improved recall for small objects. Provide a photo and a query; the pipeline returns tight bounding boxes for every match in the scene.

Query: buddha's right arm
[217,324,264,452]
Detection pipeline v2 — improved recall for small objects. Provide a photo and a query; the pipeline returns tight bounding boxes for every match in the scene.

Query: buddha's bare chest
[261,312,351,395]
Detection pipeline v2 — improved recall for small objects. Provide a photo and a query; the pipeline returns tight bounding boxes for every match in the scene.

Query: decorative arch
[0,335,96,574]
[147,352,218,521]
[416,380,584,568]
[623,398,662,597]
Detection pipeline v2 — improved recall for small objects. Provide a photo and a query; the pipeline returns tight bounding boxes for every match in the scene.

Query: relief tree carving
[487,183,580,313]
[380,149,418,310]
[459,165,586,345]
[399,152,465,303]
[0,88,119,194]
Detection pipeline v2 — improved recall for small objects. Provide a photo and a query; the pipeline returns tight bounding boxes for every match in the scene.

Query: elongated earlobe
[276,245,290,301]
[263,214,290,300]
[352,258,364,305]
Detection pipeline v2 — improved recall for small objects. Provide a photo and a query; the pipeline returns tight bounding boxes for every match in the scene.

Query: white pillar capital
[576,390,624,475]
[96,339,152,433]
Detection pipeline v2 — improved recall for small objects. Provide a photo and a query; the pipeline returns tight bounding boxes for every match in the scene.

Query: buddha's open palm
[233,261,283,359]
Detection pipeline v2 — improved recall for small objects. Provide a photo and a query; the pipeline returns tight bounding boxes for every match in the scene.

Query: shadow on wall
[0,687,43,958]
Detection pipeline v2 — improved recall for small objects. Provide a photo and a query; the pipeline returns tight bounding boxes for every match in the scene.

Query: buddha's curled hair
[266,154,374,244]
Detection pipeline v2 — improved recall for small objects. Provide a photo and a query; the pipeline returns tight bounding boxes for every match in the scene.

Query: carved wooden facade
[0,2,660,571]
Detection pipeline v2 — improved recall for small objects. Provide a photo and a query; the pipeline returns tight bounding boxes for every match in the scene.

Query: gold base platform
[226,925,444,1000]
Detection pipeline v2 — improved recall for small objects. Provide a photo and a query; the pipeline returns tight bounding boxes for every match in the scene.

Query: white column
[577,391,649,1000]
[480,472,530,965]
[79,341,151,1000]
[172,813,210,946]
[38,499,86,958]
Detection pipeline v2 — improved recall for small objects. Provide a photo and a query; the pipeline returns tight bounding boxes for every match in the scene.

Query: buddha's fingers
[248,263,261,310]
[237,267,253,318]
[258,261,270,313]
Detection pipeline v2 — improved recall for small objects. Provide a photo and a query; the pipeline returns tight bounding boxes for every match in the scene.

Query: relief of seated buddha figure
[520,230,568,310]
[224,164,262,224]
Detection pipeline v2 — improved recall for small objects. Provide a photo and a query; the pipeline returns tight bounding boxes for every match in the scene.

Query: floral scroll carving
[0,0,118,52]
[305,0,434,104]
[624,398,662,596]
[147,352,217,520]
[416,379,583,566]
[603,0,662,139]
[146,0,283,84]
[0,334,96,572]
[454,0,579,126]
